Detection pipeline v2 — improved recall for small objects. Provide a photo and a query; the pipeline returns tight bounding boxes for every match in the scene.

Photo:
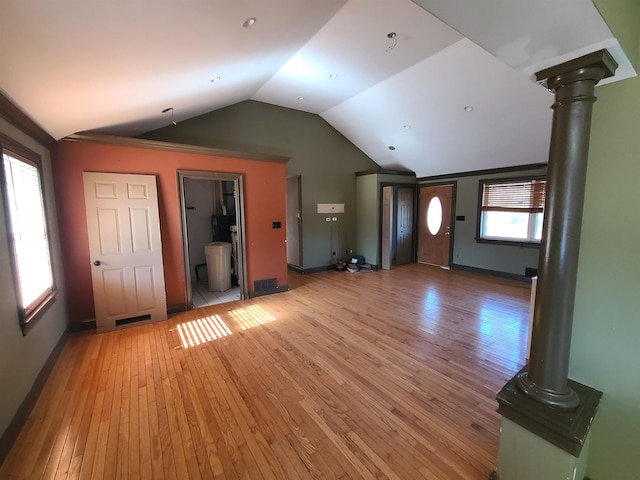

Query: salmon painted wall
[53,139,288,326]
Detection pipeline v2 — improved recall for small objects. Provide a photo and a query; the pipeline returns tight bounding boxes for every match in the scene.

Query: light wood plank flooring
[0,264,531,480]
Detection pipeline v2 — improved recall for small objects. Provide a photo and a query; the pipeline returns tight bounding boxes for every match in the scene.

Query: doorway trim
[177,170,248,309]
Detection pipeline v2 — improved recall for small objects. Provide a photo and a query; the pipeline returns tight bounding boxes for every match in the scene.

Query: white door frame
[177,170,248,308]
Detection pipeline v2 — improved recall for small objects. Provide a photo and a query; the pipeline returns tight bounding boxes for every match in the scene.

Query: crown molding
[0,92,56,148]
[63,133,290,164]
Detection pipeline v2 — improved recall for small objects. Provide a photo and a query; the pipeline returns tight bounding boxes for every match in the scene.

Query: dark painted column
[515,50,617,409]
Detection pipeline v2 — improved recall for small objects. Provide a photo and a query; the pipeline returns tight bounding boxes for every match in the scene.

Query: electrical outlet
[325,217,331,222]
[332,217,337,222]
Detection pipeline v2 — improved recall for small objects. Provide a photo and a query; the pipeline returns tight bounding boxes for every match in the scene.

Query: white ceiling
[0,0,634,177]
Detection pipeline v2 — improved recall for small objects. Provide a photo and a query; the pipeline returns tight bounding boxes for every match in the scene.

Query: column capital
[535,49,618,90]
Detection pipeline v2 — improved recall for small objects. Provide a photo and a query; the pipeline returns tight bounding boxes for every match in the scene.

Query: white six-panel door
[83,172,167,333]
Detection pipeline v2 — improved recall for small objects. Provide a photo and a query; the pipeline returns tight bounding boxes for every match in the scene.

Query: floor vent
[115,314,152,327]
[254,278,277,291]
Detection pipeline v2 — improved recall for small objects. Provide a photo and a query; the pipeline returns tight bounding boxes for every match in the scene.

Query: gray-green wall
[141,100,378,270]
[356,173,417,266]
[0,118,68,441]
[569,2,640,477]
[419,166,546,276]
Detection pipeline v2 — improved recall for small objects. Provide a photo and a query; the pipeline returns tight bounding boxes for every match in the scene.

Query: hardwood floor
[0,264,531,480]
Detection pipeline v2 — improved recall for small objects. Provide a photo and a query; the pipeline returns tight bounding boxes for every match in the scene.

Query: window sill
[21,290,58,336]
[475,238,541,248]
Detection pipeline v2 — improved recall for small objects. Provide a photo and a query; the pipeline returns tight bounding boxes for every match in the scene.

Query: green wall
[571,75,640,480]
[594,0,640,73]
[0,118,68,443]
[568,6,640,476]
[355,174,379,264]
[141,100,378,270]
[420,166,546,276]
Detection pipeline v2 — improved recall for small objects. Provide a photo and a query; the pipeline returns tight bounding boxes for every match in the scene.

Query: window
[1,145,56,333]
[477,177,546,245]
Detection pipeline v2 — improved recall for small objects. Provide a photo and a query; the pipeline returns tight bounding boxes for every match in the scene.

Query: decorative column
[516,50,617,409]
[494,50,617,479]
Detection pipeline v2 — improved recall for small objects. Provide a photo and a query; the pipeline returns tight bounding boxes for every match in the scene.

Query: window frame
[0,134,57,335]
[476,175,546,248]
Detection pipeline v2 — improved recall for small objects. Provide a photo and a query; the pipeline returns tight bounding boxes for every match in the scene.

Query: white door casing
[83,172,167,332]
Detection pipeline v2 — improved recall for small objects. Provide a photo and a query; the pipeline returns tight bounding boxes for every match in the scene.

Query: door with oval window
[418,184,454,268]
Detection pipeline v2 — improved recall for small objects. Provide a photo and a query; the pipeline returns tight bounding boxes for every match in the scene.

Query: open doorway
[286,175,302,268]
[381,185,415,269]
[178,170,247,309]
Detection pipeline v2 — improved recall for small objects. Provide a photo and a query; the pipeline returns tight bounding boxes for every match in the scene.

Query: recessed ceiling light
[403,125,411,130]
[297,96,304,100]
[464,105,473,112]
[388,145,396,151]
[210,76,221,82]
[242,17,256,28]
[162,107,177,126]
[329,73,338,78]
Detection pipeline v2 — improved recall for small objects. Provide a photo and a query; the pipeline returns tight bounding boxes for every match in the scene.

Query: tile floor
[191,280,241,308]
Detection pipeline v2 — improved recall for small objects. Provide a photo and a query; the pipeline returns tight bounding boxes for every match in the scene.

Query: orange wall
[53,139,288,326]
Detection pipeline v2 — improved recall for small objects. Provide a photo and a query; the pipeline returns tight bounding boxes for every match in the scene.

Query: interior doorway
[178,170,247,309]
[381,185,415,270]
[286,175,302,268]
[418,183,455,268]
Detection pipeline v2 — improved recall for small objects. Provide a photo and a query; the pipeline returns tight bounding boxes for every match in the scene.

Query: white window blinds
[481,179,546,213]
[3,152,54,317]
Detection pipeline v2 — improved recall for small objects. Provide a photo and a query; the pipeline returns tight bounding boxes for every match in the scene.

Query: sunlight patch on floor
[176,305,277,348]
[177,314,232,348]
[228,305,276,330]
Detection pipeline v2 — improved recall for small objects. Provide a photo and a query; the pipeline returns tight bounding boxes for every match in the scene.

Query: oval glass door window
[427,196,443,235]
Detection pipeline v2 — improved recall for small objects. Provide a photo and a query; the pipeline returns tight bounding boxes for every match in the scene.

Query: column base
[494,417,592,480]
[515,371,580,410]
[496,367,602,457]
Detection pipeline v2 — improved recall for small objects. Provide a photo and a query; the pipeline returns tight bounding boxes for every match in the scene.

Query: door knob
[93,260,102,266]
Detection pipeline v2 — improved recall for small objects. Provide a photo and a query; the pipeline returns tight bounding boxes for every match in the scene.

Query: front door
[418,184,454,268]
[83,172,167,332]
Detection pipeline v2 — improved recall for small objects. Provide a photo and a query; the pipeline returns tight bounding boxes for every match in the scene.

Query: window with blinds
[477,177,546,244]
[1,149,56,333]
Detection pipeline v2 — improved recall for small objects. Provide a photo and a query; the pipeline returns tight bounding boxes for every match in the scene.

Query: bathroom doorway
[177,170,247,309]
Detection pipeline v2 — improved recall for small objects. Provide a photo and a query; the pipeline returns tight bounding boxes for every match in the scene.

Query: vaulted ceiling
[0,0,634,176]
